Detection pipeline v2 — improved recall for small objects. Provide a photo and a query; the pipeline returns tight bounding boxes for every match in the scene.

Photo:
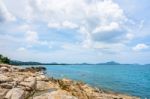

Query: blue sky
[0,0,150,64]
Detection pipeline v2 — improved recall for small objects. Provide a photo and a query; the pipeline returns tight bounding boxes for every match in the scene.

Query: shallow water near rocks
[22,64,150,98]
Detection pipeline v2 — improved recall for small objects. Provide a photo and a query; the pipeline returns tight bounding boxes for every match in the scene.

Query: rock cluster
[0,64,140,99]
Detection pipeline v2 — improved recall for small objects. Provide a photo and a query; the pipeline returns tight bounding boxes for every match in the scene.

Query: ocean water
[23,64,150,98]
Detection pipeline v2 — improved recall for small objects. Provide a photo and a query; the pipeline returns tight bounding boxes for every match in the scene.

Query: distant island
[0,54,147,66]
[9,60,137,65]
[10,60,144,66]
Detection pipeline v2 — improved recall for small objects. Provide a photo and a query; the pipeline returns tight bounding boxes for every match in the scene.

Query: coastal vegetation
[0,54,10,64]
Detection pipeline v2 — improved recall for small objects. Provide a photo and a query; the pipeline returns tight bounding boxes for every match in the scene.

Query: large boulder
[36,81,58,91]
[0,88,9,98]
[19,67,46,73]
[0,64,11,68]
[0,66,10,72]
[0,82,14,89]
[0,74,13,83]
[33,90,77,99]
[13,76,25,82]
[4,88,25,99]
[36,74,49,81]
[19,77,36,91]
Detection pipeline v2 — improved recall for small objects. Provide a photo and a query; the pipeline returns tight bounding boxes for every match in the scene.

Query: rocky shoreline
[0,64,139,99]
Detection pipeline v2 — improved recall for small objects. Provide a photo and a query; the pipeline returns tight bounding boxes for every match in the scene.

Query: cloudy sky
[0,0,150,64]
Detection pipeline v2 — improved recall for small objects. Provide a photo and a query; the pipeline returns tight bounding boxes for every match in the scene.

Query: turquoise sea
[23,64,150,98]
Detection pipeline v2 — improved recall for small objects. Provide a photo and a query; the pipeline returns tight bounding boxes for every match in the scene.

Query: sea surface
[22,64,150,98]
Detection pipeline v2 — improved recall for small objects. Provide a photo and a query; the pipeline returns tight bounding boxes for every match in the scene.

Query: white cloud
[82,40,127,53]
[3,0,133,47]
[48,21,78,29]
[0,0,15,22]
[25,31,48,46]
[17,47,26,52]
[18,24,31,31]
[26,31,38,44]
[0,0,149,64]
[26,0,130,48]
[91,22,124,42]
[1,0,139,54]
[62,21,78,29]
[126,33,134,40]
[83,0,129,45]
[133,44,149,51]
[139,20,144,30]
[39,40,49,46]
[93,22,120,34]
[48,22,61,28]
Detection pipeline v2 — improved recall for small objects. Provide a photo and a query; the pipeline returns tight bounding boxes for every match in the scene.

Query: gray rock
[5,88,25,99]
[36,81,50,91]
[33,90,78,99]
[0,66,10,72]
[0,88,9,98]
[0,64,11,68]
[0,74,12,83]
[0,83,13,89]
[36,75,48,81]
[13,76,25,82]
[19,77,36,91]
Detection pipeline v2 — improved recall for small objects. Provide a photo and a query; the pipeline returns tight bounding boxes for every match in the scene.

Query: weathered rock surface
[0,88,8,98]
[0,74,12,83]
[33,90,77,99]
[36,81,58,91]
[0,64,140,99]
[19,77,36,91]
[36,74,49,81]
[4,88,25,99]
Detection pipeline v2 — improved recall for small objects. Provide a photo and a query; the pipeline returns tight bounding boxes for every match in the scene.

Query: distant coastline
[10,60,146,66]
[1,54,148,66]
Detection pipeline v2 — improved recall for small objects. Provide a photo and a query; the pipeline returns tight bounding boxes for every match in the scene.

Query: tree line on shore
[0,54,10,64]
